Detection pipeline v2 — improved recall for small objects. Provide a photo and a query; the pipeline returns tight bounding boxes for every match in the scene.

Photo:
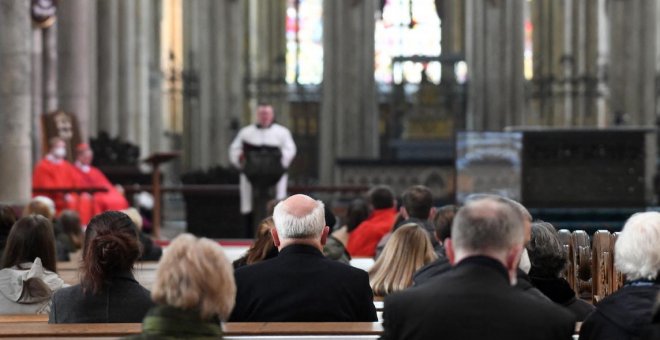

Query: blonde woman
[129,233,236,338]
[369,223,437,297]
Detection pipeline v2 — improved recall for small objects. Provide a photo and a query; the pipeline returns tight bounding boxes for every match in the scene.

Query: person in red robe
[32,137,79,215]
[72,143,129,224]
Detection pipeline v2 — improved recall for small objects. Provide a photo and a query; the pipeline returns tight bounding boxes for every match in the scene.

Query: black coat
[530,276,595,321]
[49,271,153,323]
[381,256,576,340]
[229,244,377,322]
[580,281,660,340]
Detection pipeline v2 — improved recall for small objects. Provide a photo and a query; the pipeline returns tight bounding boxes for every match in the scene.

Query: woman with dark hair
[527,221,594,321]
[0,204,17,257]
[0,215,66,314]
[49,211,154,323]
[233,217,278,269]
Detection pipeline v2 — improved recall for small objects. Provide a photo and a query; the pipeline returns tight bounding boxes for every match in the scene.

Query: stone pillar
[118,0,137,144]
[182,0,205,170]
[58,0,93,141]
[609,0,656,126]
[43,24,57,113]
[247,0,288,126]
[31,28,43,165]
[211,0,245,166]
[149,0,164,154]
[183,0,245,170]
[320,0,379,184]
[439,0,465,84]
[96,0,119,137]
[136,0,152,156]
[465,0,524,130]
[0,0,32,204]
[532,0,607,127]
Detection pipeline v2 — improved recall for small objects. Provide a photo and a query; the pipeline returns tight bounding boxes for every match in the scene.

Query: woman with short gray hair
[580,212,660,340]
[526,222,594,320]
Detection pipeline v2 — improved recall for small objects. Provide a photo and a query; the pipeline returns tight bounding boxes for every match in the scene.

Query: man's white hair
[615,211,660,281]
[272,197,325,239]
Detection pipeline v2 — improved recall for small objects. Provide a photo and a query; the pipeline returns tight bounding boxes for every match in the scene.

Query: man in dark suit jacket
[381,196,575,340]
[229,194,377,322]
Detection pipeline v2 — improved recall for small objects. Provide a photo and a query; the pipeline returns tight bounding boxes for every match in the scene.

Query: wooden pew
[571,230,592,300]
[0,322,384,339]
[591,230,613,303]
[610,232,625,293]
[557,229,574,289]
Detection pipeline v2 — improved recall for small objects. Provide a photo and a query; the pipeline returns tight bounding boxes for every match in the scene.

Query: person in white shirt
[229,104,297,236]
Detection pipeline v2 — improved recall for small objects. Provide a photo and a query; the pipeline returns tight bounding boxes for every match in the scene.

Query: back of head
[59,210,82,236]
[369,223,437,296]
[527,221,566,278]
[368,185,395,210]
[345,198,370,232]
[615,212,660,281]
[121,207,144,230]
[24,197,56,221]
[1,215,57,272]
[152,234,236,320]
[0,204,17,245]
[81,211,141,294]
[246,217,276,265]
[272,194,325,239]
[452,197,525,256]
[433,204,458,242]
[402,185,433,219]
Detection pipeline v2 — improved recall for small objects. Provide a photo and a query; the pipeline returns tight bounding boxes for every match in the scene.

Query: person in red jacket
[72,143,129,224]
[32,137,79,215]
[346,186,397,257]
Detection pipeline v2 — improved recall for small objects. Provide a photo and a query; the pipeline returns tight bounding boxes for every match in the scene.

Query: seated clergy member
[32,137,78,215]
[229,194,377,322]
[381,196,575,340]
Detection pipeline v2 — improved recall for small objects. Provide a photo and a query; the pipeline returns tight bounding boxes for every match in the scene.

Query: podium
[143,152,179,238]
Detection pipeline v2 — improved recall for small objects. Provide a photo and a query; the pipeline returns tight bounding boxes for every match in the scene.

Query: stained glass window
[375,0,442,84]
[286,0,323,85]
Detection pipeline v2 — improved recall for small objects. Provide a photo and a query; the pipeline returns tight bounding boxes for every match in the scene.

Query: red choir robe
[32,156,79,214]
[73,163,129,224]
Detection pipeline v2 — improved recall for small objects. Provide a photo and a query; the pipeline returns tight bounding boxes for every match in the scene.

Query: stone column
[118,0,137,144]
[96,0,119,137]
[320,0,379,184]
[0,0,33,204]
[182,0,205,170]
[31,28,43,165]
[136,0,152,156]
[465,0,524,130]
[609,0,656,126]
[149,0,164,154]
[531,0,609,127]
[43,24,57,113]
[210,0,245,166]
[247,0,288,126]
[58,0,93,141]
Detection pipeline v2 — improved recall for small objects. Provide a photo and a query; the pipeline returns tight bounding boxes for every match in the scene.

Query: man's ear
[271,228,281,248]
[428,206,437,221]
[400,206,409,219]
[445,238,456,265]
[505,245,524,271]
[320,226,330,246]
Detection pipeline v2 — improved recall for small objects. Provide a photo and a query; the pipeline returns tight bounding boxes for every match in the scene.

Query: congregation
[0,182,659,339]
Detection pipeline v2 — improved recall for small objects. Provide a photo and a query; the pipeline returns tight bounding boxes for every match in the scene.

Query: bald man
[229,194,377,322]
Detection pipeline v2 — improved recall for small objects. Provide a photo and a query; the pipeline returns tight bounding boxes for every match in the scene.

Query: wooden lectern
[143,152,179,238]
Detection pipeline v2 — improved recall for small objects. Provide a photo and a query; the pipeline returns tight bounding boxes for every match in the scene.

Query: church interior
[1,0,660,337]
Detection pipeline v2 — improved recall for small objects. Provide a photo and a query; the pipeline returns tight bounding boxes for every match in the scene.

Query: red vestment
[73,164,129,224]
[32,157,79,214]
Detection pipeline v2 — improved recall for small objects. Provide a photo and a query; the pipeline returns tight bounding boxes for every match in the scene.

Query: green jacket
[125,305,223,339]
